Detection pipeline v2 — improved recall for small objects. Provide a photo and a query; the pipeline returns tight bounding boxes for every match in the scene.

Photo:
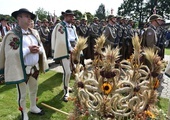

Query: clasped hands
[29,45,40,53]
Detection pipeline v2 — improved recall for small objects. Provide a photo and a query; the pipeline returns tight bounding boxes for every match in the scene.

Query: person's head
[81,18,87,25]
[116,16,123,24]
[42,18,49,27]
[128,19,134,26]
[93,17,99,24]
[72,16,77,24]
[56,18,61,24]
[100,19,106,26]
[11,8,36,30]
[122,17,128,25]
[29,20,34,28]
[37,20,42,26]
[107,15,116,24]
[61,9,75,24]
[149,14,163,27]
[0,18,8,26]
[49,21,54,27]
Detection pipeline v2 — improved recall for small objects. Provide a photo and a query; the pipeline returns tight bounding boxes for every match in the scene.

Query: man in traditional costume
[0,18,11,40]
[77,18,89,66]
[124,19,135,59]
[39,18,51,58]
[0,8,49,120]
[115,16,124,60]
[51,9,78,102]
[141,14,163,52]
[156,18,166,60]
[88,17,101,60]
[103,15,117,48]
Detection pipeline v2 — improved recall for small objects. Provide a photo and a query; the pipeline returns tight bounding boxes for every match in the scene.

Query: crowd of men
[0,12,168,61]
[0,8,169,120]
[32,14,168,61]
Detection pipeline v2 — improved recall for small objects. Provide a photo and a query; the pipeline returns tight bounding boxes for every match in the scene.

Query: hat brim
[61,12,75,16]
[149,18,162,22]
[0,18,8,22]
[12,11,36,20]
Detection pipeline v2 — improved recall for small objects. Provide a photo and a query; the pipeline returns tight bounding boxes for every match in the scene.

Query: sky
[0,0,124,17]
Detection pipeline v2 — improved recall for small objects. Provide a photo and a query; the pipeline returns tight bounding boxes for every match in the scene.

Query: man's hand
[29,45,39,53]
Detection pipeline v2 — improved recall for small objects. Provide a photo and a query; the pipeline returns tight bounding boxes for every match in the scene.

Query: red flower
[58,28,61,32]
[13,37,18,42]
[9,37,20,50]
[18,107,23,111]
[9,41,15,46]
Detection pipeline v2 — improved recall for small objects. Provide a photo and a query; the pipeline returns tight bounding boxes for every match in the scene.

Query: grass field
[0,70,169,120]
[0,71,75,120]
[165,48,170,55]
[1,47,170,120]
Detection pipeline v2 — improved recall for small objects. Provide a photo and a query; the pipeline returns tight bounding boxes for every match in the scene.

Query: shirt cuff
[39,46,43,54]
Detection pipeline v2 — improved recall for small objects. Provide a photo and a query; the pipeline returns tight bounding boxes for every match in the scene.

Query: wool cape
[51,22,71,60]
[0,26,49,84]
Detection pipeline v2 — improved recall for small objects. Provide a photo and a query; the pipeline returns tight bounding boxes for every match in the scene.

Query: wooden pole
[41,103,69,116]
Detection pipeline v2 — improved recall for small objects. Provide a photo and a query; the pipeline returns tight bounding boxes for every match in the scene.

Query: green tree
[118,0,170,23]
[85,12,94,23]
[73,10,83,20]
[150,0,170,19]
[118,0,146,21]
[95,3,106,20]
[35,7,48,21]
[0,14,16,23]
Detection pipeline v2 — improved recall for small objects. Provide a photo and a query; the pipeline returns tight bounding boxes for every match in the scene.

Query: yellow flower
[101,83,112,94]
[145,110,155,119]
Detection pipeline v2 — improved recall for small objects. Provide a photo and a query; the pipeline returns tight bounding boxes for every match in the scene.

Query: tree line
[1,1,170,25]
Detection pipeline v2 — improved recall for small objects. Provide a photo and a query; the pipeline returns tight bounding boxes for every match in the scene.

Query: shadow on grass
[0,84,15,93]
[38,72,63,96]
[25,91,68,120]
[13,71,67,120]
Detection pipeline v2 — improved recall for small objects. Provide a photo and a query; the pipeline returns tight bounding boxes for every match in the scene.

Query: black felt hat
[61,9,75,16]
[11,8,36,20]
[0,18,8,22]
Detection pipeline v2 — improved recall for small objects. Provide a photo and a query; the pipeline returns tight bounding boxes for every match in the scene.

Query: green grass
[0,70,75,120]
[157,97,169,114]
[165,48,170,55]
[0,70,169,120]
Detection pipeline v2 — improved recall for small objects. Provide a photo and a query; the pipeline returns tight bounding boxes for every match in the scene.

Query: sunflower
[101,83,112,94]
[144,110,155,119]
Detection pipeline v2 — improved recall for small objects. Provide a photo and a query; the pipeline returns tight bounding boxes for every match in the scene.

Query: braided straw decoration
[69,35,167,120]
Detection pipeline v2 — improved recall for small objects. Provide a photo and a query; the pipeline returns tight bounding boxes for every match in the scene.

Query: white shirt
[64,21,77,51]
[0,26,8,37]
[3,26,8,35]
[22,29,43,66]
[67,26,77,42]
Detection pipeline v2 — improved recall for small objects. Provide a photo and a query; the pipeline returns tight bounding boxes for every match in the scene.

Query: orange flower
[154,78,160,89]
[145,110,155,119]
